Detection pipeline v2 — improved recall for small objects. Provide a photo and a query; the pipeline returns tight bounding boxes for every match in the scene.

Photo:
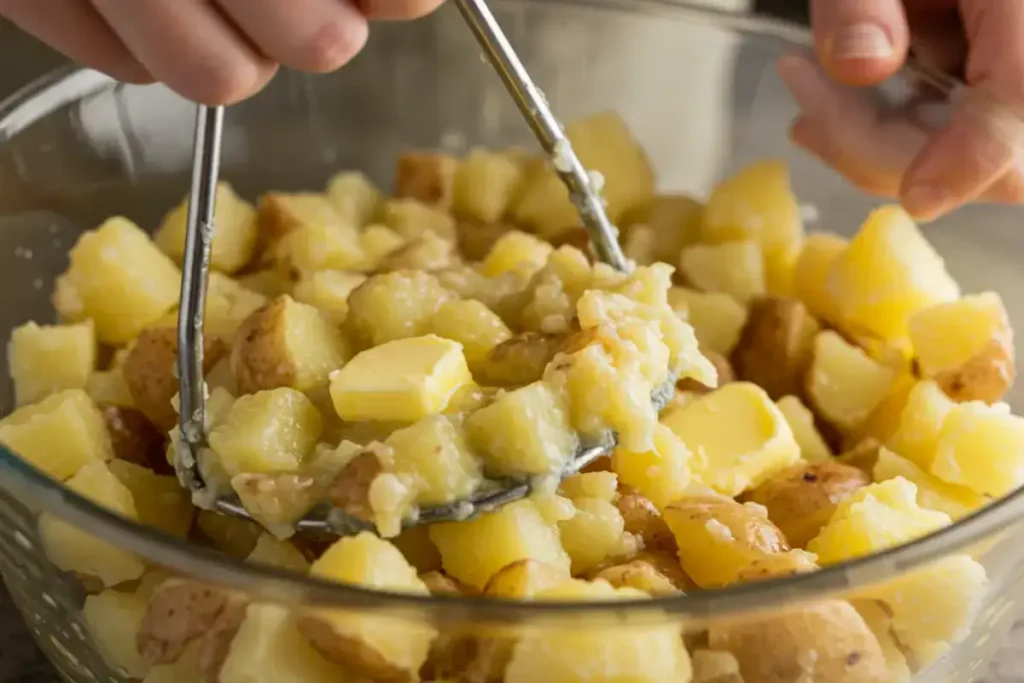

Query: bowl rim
[0,0,1020,622]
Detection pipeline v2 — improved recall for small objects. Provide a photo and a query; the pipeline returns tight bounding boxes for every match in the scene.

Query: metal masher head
[174,0,655,537]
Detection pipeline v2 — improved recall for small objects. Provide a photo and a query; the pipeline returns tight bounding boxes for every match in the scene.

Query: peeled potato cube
[292,270,366,324]
[86,370,135,408]
[0,389,112,480]
[376,230,457,273]
[453,147,524,223]
[246,533,310,572]
[679,240,766,304]
[559,496,637,575]
[908,292,1014,403]
[826,205,960,340]
[776,395,832,462]
[931,401,1024,496]
[381,415,483,507]
[9,320,96,406]
[330,335,472,423]
[429,299,512,372]
[481,230,554,278]
[807,331,896,432]
[662,382,800,497]
[793,232,848,322]
[346,271,453,346]
[464,380,577,478]
[108,460,193,537]
[873,448,987,519]
[208,388,322,477]
[620,194,704,263]
[667,287,748,357]
[483,559,568,598]
[383,198,457,241]
[53,217,180,345]
[394,151,458,209]
[559,471,619,502]
[82,588,151,678]
[808,477,951,564]
[326,171,381,227]
[886,379,956,471]
[155,182,258,274]
[848,370,917,450]
[274,221,366,272]
[231,295,349,395]
[39,461,146,586]
[611,423,692,509]
[359,224,406,267]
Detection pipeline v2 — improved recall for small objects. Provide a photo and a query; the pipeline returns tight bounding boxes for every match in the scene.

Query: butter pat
[330,335,472,422]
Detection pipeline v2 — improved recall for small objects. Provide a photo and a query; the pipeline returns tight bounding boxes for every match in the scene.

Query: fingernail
[902,184,950,221]
[830,23,894,61]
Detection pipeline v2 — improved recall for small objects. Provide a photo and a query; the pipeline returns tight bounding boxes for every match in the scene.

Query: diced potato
[141,644,200,683]
[232,472,319,536]
[807,478,951,564]
[807,331,896,432]
[82,588,151,678]
[483,559,569,598]
[394,152,458,209]
[611,423,692,509]
[886,380,956,471]
[560,471,619,502]
[475,330,565,387]
[690,649,743,683]
[931,401,1024,496]
[908,292,1015,403]
[679,240,766,304]
[853,601,912,683]
[661,382,800,497]
[622,223,658,266]
[346,270,453,346]
[429,499,571,590]
[764,243,800,298]
[194,510,262,559]
[208,388,322,477]
[872,448,988,519]
[512,112,656,237]
[826,205,960,340]
[731,297,820,401]
[221,603,349,683]
[53,217,181,345]
[237,268,294,299]
[291,270,366,324]
[198,272,271,340]
[559,496,637,574]
[776,395,832,462]
[793,232,848,323]
[330,335,472,422]
[246,534,310,572]
[1,385,112,484]
[664,492,789,588]
[593,560,682,596]
[108,460,193,538]
[429,299,512,372]
[303,533,434,679]
[359,223,406,266]
[667,287,748,357]
[504,580,691,683]
[274,221,366,273]
[848,371,917,450]
[155,182,258,274]
[464,381,577,478]
[481,230,554,278]
[258,191,351,248]
[86,370,135,408]
[376,230,457,273]
[39,461,146,586]
[452,147,524,223]
[383,198,457,241]
[326,171,381,226]
[9,320,95,405]
[620,194,704,264]
[231,295,349,395]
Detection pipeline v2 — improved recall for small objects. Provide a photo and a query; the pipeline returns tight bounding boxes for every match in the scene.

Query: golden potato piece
[736,549,819,583]
[394,151,458,209]
[194,510,263,559]
[326,171,382,227]
[9,320,96,406]
[835,437,884,475]
[620,194,704,264]
[327,449,383,524]
[481,230,554,278]
[83,588,153,678]
[383,197,458,242]
[931,401,1024,497]
[708,600,887,683]
[776,395,832,462]
[614,490,677,553]
[108,459,193,538]
[346,270,453,347]
[744,461,870,548]
[731,296,819,401]
[474,331,565,387]
[102,405,168,473]
[559,496,638,575]
[611,423,693,511]
[873,447,988,520]
[668,287,748,358]
[122,326,228,432]
[291,269,366,324]
[257,192,360,263]
[155,182,258,274]
[690,649,743,683]
[593,559,681,596]
[455,221,516,262]
[376,230,458,273]
[806,331,896,433]
[452,148,525,224]
[679,240,766,304]
[793,232,847,323]
[483,559,569,598]
[231,472,319,536]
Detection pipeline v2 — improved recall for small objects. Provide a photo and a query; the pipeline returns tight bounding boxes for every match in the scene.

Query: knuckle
[292,18,367,73]
[184,58,273,106]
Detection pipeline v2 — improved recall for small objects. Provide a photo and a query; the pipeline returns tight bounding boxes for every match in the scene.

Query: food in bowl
[0,110,1019,682]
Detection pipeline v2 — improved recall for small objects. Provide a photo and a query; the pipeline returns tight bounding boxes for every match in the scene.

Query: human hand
[0,0,444,107]
[778,0,1024,220]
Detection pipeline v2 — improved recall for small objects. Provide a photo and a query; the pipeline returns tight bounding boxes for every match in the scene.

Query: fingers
[359,0,446,20]
[216,0,367,73]
[90,0,277,106]
[0,0,152,83]
[810,0,910,86]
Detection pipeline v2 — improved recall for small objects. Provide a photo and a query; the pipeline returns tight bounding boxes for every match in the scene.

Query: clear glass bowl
[1,2,1024,682]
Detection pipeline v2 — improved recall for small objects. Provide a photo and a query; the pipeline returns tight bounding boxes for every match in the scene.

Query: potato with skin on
[326,171,382,227]
[679,239,766,304]
[455,220,516,262]
[257,193,363,267]
[101,405,167,472]
[383,197,458,241]
[744,461,870,548]
[430,298,513,373]
[731,296,820,401]
[807,331,896,433]
[474,330,566,387]
[736,548,819,583]
[908,292,1015,403]
[931,401,1024,497]
[0,389,113,481]
[393,151,459,209]
[663,491,790,588]
[83,587,153,678]
[230,295,349,395]
[346,270,453,347]
[593,559,682,596]
[776,395,832,462]
[793,232,848,323]
[614,489,677,553]
[155,182,258,274]
[53,217,181,345]
[453,147,525,223]
[8,320,96,406]
[376,230,458,273]
[708,600,888,683]
[667,287,748,358]
[483,559,569,598]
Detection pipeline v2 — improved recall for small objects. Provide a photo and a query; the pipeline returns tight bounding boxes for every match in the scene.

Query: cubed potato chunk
[0,387,114,481]
[793,232,848,323]
[483,559,568,598]
[9,320,95,406]
[560,471,619,502]
[359,224,406,268]
[108,460,193,538]
[559,496,637,574]
[731,296,820,401]
[53,217,180,344]
[346,270,453,346]
[82,588,152,678]
[620,194,704,264]
[453,147,524,223]
[237,268,294,299]
[886,380,956,471]
[376,230,457,273]
[776,395,832,462]
[303,533,434,680]
[394,152,458,209]
[481,230,554,278]
[87,370,135,408]
[429,299,512,372]
[826,205,960,340]
[155,182,258,274]
[873,448,988,519]
[231,295,349,395]
[382,198,457,241]
[807,478,951,564]
[667,287,748,357]
[807,331,896,432]
[200,272,271,340]
[330,335,472,422]
[679,240,766,304]
[908,292,1015,403]
[429,499,571,590]
[464,381,577,478]
[326,171,381,227]
[208,388,322,477]
[611,423,692,509]
[662,382,800,497]
[39,461,146,586]
[246,533,310,572]
[512,112,656,237]
[931,401,1024,496]
[291,270,366,324]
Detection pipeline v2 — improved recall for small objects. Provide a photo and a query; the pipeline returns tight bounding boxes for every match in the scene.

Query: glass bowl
[1,2,1023,682]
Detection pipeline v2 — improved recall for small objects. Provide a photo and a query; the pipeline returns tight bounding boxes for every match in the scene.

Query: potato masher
[174,0,664,536]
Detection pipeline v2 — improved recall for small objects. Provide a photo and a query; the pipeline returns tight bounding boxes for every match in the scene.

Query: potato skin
[394,152,458,210]
[299,616,413,683]
[475,331,565,387]
[137,580,232,665]
[456,221,516,262]
[744,461,870,548]
[102,405,171,474]
[708,600,888,683]
[731,296,818,401]
[935,337,1016,404]
[615,489,677,553]
[230,296,295,395]
[677,349,735,394]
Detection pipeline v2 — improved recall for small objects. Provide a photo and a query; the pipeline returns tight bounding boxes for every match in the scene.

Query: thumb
[810,0,910,86]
